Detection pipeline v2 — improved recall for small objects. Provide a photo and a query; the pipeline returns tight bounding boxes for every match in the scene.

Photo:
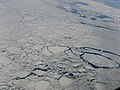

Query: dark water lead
[115,87,120,90]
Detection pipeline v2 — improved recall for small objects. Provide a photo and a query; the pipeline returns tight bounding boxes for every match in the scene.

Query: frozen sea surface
[0,0,120,90]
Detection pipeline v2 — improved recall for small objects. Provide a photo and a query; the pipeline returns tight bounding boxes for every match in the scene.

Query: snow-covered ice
[0,0,120,90]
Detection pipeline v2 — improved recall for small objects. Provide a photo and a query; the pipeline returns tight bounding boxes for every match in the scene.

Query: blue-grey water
[93,0,120,9]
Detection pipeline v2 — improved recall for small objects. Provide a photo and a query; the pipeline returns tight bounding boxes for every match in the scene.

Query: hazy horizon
[93,0,120,9]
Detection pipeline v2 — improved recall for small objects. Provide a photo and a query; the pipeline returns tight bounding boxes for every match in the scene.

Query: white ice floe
[42,47,52,56]
[35,81,50,90]
[0,56,11,65]
[6,46,21,54]
[59,77,73,86]
[48,46,67,54]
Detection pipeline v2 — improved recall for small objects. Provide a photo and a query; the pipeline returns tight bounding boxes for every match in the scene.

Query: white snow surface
[0,0,120,90]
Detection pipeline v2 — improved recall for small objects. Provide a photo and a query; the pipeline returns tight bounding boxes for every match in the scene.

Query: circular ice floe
[27,82,36,90]
[59,77,73,86]
[48,46,67,54]
[42,47,52,56]
[35,81,50,90]
[95,83,105,90]
[0,56,12,65]
[83,54,119,68]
